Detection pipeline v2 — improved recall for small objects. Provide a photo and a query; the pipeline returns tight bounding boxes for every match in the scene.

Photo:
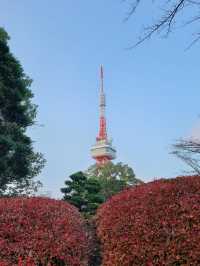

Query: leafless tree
[172,138,200,174]
[123,1,200,172]
[123,0,200,48]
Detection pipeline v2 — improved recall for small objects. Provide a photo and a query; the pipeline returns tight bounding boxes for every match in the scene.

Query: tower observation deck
[90,66,117,165]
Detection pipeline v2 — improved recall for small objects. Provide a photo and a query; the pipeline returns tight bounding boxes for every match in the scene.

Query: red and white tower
[91,66,116,165]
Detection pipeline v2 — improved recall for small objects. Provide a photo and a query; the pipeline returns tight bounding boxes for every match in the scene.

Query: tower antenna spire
[90,66,117,165]
[99,65,106,140]
[100,65,104,92]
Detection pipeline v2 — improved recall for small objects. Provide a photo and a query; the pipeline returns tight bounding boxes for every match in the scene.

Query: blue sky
[1,1,199,197]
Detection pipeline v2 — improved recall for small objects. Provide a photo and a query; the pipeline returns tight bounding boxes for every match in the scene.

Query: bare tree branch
[172,139,200,174]
[123,0,200,47]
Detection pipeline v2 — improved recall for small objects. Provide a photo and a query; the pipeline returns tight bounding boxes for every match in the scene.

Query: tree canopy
[86,162,143,200]
[0,27,45,196]
[61,172,104,216]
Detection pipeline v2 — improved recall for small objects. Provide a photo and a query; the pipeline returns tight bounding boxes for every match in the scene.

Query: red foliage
[96,175,200,265]
[0,197,89,266]
[17,257,35,266]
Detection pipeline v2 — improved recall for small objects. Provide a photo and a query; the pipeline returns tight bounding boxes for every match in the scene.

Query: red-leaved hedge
[0,197,90,266]
[96,175,200,265]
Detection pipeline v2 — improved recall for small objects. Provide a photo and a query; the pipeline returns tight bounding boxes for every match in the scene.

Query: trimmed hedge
[96,175,200,265]
[0,197,90,266]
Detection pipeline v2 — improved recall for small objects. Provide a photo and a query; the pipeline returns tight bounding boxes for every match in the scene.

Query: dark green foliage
[61,164,142,217]
[61,172,104,216]
[0,27,45,196]
[86,162,143,200]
